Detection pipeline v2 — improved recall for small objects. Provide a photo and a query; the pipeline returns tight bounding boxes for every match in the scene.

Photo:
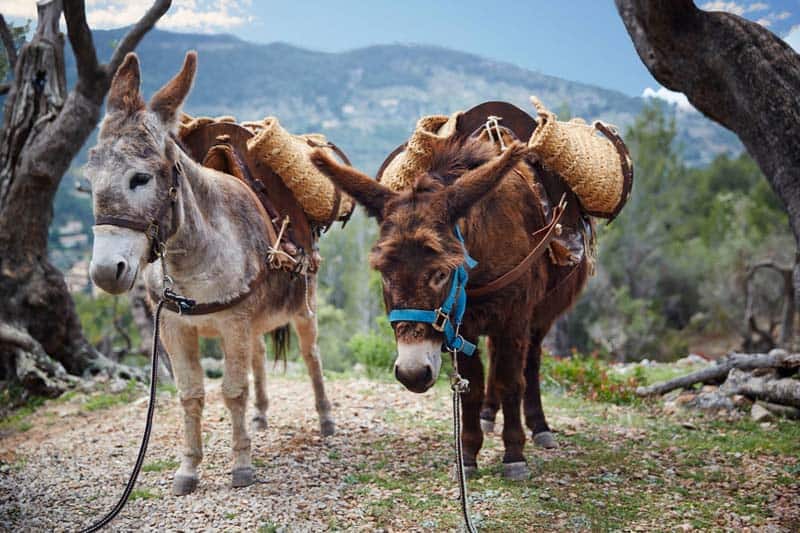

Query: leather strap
[153,265,270,316]
[593,122,634,222]
[306,138,354,230]
[466,197,566,298]
[95,164,181,264]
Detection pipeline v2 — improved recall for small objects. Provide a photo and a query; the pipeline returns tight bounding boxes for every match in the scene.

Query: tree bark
[0,0,170,395]
[721,368,800,407]
[636,349,800,396]
[615,1,800,316]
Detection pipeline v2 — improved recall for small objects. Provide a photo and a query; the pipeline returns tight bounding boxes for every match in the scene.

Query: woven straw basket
[527,96,632,219]
[381,113,461,191]
[245,117,353,223]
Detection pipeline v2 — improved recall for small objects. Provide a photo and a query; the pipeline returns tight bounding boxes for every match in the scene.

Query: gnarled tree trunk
[0,0,170,397]
[615,1,800,334]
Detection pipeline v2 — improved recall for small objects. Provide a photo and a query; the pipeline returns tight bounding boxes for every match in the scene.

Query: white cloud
[0,0,253,33]
[0,1,37,19]
[642,86,696,113]
[700,2,770,15]
[784,24,800,51]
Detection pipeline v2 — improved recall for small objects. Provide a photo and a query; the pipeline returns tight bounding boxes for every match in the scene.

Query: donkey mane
[422,136,496,188]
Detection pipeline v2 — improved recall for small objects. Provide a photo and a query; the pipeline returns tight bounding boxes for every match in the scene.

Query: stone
[750,403,774,422]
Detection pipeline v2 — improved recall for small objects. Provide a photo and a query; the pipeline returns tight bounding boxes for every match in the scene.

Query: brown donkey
[311,138,589,479]
[86,52,334,495]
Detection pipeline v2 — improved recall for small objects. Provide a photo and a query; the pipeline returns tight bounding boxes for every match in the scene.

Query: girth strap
[466,195,567,299]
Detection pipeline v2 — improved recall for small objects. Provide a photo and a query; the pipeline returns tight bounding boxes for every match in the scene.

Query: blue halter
[387,226,477,356]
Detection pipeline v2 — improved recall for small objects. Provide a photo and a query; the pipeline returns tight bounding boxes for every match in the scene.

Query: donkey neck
[158,149,270,302]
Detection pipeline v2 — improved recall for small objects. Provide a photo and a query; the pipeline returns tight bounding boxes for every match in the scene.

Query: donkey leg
[293,312,335,436]
[457,349,485,479]
[251,334,269,431]
[524,331,557,449]
[490,333,530,481]
[480,337,501,434]
[221,331,255,488]
[161,320,204,496]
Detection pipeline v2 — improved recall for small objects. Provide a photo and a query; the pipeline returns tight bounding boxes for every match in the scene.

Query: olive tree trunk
[615,0,800,336]
[0,0,170,396]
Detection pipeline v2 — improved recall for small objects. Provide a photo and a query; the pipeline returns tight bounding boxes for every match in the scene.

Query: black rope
[451,353,478,533]
[78,300,165,532]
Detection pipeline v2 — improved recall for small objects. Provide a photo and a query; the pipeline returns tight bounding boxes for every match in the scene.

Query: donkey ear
[445,141,528,221]
[149,51,197,126]
[310,149,397,220]
[107,53,144,114]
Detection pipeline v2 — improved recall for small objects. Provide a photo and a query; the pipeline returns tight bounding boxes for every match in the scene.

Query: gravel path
[0,371,453,532]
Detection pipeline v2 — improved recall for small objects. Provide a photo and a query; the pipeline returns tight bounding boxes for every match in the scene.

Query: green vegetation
[128,488,158,501]
[142,459,179,473]
[542,353,645,405]
[83,380,139,411]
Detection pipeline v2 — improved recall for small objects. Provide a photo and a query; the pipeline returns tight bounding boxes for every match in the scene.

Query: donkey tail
[271,325,291,368]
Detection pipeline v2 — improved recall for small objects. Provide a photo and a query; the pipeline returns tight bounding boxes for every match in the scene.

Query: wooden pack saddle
[376,101,627,284]
[180,121,352,275]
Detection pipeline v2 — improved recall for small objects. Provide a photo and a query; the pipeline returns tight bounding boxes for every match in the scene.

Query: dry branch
[721,369,800,408]
[636,350,800,396]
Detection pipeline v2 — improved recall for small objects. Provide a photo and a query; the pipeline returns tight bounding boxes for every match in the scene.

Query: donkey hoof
[532,431,557,449]
[320,419,336,437]
[172,474,199,496]
[450,464,479,481]
[480,418,495,434]
[231,467,255,488]
[503,461,530,481]
[252,415,268,431]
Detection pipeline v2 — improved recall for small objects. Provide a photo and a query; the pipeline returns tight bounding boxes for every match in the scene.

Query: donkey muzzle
[394,340,441,393]
[90,225,148,294]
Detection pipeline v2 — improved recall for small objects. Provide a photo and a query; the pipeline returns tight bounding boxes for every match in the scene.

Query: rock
[676,354,709,366]
[686,390,735,412]
[750,402,774,422]
[109,377,129,394]
[201,358,223,379]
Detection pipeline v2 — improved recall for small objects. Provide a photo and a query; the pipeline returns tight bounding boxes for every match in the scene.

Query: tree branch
[0,14,17,69]
[106,0,172,76]
[62,0,101,94]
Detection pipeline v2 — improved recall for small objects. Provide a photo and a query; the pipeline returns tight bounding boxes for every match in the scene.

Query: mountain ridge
[64,27,738,173]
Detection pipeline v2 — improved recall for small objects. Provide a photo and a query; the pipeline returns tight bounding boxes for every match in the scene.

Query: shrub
[347,316,396,378]
[542,352,645,405]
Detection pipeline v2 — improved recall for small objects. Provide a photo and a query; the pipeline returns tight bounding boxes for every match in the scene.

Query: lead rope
[78,299,165,532]
[450,348,478,533]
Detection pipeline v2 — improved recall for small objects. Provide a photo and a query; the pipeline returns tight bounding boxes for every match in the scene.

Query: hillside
[69,28,738,172]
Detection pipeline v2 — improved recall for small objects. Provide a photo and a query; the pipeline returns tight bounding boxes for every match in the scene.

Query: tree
[615,0,800,320]
[0,0,170,397]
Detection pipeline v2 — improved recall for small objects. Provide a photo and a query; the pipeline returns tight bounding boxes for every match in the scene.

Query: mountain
[68,28,739,173]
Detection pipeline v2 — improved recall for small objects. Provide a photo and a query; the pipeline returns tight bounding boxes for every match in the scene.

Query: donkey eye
[431,269,450,287]
[129,172,152,190]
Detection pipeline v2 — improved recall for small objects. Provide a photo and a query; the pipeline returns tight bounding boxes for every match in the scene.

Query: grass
[337,384,800,532]
[83,379,139,412]
[142,459,179,473]
[129,488,158,501]
[0,394,45,433]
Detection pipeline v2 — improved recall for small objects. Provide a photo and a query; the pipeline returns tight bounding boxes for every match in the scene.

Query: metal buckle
[432,308,449,332]
[145,220,159,240]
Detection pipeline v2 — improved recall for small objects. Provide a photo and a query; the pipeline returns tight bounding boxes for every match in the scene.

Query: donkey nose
[90,257,130,294]
[394,363,433,393]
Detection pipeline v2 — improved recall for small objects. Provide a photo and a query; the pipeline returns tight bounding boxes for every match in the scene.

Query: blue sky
[2,0,800,98]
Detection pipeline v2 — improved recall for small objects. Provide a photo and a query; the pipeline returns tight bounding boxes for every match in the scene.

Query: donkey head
[312,139,528,392]
[87,52,197,294]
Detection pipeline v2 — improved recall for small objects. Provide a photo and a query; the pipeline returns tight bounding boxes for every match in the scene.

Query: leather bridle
[94,162,182,265]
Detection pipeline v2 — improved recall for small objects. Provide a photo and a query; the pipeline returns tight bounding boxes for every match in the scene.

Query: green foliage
[542,353,645,405]
[569,101,792,361]
[347,316,396,378]
[142,459,179,473]
[83,380,138,411]
[0,20,29,82]
[73,292,141,353]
